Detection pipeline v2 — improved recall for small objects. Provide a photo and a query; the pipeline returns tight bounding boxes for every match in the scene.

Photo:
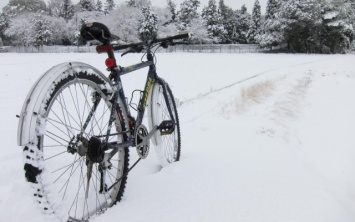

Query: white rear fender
[17,62,110,146]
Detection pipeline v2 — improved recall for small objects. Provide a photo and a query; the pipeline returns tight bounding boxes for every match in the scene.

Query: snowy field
[0,52,355,222]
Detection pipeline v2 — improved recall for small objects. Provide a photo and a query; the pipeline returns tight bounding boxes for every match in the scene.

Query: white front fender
[17,62,110,146]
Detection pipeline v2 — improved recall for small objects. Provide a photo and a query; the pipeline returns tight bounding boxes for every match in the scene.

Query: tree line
[0,0,354,53]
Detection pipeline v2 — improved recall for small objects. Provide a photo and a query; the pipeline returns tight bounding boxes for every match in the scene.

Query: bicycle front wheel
[21,63,129,221]
[148,82,181,167]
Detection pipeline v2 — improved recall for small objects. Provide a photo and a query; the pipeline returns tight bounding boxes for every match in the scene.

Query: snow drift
[0,53,354,222]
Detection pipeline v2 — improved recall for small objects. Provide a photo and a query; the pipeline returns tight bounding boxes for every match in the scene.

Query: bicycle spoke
[47,117,81,133]
[44,150,67,161]
[52,156,83,184]
[68,85,83,128]
[45,131,69,144]
[54,96,82,132]
[58,93,73,139]
[51,157,83,174]
[60,157,83,200]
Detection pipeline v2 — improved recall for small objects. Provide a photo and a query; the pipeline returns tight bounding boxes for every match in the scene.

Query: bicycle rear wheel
[21,64,129,221]
[148,82,181,167]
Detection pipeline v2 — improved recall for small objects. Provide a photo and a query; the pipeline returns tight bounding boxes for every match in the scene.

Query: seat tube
[136,59,156,126]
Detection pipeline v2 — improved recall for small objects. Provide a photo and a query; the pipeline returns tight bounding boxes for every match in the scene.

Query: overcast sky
[0,0,268,14]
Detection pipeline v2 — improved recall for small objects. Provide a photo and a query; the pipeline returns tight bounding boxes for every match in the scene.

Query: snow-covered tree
[48,0,62,17]
[258,0,282,49]
[153,6,178,37]
[0,13,7,35]
[247,0,261,43]
[127,0,136,7]
[80,0,96,11]
[32,13,53,46]
[187,18,210,43]
[59,0,75,21]
[178,0,201,30]
[201,0,225,43]
[50,17,71,45]
[278,0,322,52]
[166,0,177,23]
[139,7,158,42]
[104,0,115,12]
[99,5,142,42]
[218,0,228,19]
[96,0,103,11]
[233,5,250,44]
[0,13,7,45]
[126,0,151,8]
[5,12,35,45]
[3,0,47,16]
[218,0,236,43]
[320,0,354,53]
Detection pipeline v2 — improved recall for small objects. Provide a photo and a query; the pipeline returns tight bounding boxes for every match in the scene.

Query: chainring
[135,125,150,159]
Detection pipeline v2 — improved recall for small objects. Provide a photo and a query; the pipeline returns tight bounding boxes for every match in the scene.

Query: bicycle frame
[92,46,176,151]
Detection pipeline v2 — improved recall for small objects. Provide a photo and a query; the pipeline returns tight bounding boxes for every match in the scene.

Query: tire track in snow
[179,57,338,107]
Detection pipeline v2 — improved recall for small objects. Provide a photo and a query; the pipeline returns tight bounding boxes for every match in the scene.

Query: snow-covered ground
[0,52,355,222]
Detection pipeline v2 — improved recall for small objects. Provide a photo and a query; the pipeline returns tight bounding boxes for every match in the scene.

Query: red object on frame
[105,58,116,68]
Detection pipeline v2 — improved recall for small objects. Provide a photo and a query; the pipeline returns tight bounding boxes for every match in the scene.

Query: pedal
[158,120,175,135]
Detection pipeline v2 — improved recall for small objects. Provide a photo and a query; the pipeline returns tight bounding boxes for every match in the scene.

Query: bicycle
[17,22,188,221]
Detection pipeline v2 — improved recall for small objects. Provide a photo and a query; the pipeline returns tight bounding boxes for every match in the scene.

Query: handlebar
[112,32,190,52]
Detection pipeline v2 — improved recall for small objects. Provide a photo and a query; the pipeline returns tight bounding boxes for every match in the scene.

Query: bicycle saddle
[80,22,112,44]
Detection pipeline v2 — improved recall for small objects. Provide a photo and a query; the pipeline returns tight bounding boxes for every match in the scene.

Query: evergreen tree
[32,13,53,46]
[258,0,282,49]
[96,0,103,11]
[127,0,136,7]
[0,13,7,45]
[201,0,225,43]
[178,0,201,30]
[48,0,63,17]
[320,0,354,53]
[126,0,151,8]
[218,0,236,43]
[279,0,324,52]
[247,0,261,43]
[234,5,250,43]
[167,0,177,23]
[3,0,47,16]
[80,0,95,11]
[218,0,228,20]
[0,13,7,35]
[139,7,158,42]
[59,0,74,21]
[104,0,115,12]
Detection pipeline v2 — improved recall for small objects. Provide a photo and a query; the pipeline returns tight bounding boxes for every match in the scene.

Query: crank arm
[136,126,158,147]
